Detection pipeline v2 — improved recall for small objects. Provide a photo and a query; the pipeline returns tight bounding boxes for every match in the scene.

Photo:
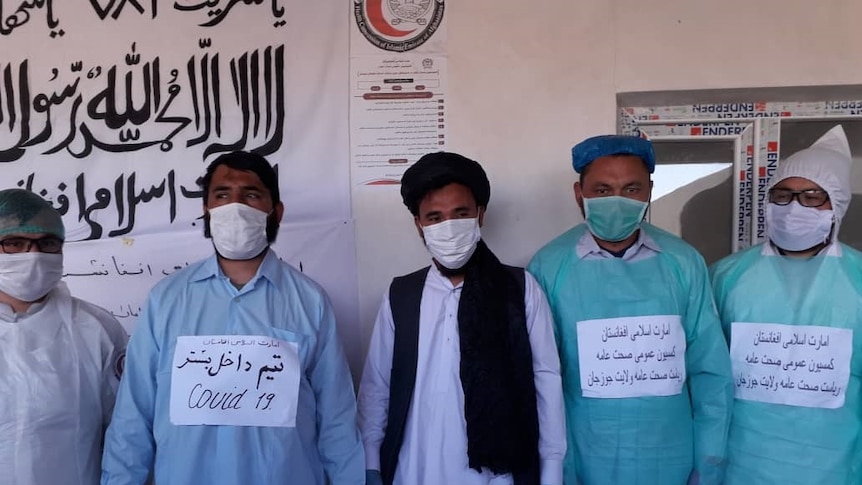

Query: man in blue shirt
[101,151,364,485]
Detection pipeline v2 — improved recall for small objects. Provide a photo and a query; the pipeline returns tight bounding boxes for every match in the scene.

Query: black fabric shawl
[457,240,540,485]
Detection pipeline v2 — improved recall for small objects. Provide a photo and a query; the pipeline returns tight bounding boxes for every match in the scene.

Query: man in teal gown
[528,135,733,485]
[711,125,862,485]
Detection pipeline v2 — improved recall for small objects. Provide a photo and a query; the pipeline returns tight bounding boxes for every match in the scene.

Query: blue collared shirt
[101,249,364,485]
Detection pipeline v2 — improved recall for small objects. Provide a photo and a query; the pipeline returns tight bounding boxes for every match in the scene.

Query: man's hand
[366,469,384,485]
[687,470,700,485]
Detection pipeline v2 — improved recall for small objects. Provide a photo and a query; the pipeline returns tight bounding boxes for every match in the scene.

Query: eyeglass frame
[767,188,831,208]
[0,236,65,254]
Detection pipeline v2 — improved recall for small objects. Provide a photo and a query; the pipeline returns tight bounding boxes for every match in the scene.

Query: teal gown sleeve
[682,252,733,485]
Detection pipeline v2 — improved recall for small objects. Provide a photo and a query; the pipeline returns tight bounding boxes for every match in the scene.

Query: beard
[432,250,478,278]
[435,261,467,278]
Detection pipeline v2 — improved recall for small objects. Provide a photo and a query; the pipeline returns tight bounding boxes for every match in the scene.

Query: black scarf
[457,240,540,484]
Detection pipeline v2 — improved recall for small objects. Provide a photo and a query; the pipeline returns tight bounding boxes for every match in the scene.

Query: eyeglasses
[768,188,830,208]
[0,236,64,254]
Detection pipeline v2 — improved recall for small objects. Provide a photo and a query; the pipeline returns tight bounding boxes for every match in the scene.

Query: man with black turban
[357,152,566,485]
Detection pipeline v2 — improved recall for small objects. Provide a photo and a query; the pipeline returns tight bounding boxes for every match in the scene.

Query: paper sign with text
[730,323,853,408]
[170,335,301,427]
[577,315,687,399]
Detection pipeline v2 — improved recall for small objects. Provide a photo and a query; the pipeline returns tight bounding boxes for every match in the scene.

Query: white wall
[351,0,862,364]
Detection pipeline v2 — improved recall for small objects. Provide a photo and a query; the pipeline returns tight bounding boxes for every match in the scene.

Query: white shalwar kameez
[358,266,566,485]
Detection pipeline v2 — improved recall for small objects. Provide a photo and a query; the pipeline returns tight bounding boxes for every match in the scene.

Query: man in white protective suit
[0,188,128,485]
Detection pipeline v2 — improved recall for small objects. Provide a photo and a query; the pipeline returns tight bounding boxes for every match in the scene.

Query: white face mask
[421,218,481,270]
[0,252,63,302]
[766,201,834,252]
[208,203,270,260]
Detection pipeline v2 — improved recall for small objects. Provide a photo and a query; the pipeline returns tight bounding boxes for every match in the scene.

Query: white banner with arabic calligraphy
[0,0,359,363]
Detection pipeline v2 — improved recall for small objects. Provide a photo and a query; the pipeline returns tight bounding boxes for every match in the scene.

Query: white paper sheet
[577,315,687,399]
[170,335,301,427]
[730,322,852,408]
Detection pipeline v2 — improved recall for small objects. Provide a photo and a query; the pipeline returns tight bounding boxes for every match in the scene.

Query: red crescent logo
[367,0,416,37]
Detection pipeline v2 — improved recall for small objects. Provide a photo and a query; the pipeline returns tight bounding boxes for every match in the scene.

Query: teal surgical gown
[101,250,364,485]
[711,242,862,485]
[528,223,732,485]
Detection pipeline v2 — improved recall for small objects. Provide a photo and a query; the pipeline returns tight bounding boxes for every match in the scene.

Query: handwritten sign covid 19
[730,323,853,409]
[577,315,687,399]
[170,335,301,427]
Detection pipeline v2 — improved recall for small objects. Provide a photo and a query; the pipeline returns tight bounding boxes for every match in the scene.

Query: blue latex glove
[366,469,384,485]
[687,470,700,485]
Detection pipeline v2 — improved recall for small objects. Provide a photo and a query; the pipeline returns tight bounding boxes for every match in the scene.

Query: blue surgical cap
[0,189,65,239]
[572,135,656,174]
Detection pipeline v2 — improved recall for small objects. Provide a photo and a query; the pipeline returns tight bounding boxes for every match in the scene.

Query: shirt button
[234,297,241,302]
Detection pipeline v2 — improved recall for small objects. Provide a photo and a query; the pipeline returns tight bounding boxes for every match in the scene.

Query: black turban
[400,152,490,215]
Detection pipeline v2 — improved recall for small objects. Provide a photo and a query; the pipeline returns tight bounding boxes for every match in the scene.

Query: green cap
[0,189,65,239]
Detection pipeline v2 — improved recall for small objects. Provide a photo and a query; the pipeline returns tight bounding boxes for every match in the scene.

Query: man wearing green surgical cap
[711,125,862,485]
[528,135,733,485]
[0,188,127,485]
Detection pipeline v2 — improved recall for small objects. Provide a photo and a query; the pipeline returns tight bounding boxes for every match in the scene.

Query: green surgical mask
[583,195,648,242]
